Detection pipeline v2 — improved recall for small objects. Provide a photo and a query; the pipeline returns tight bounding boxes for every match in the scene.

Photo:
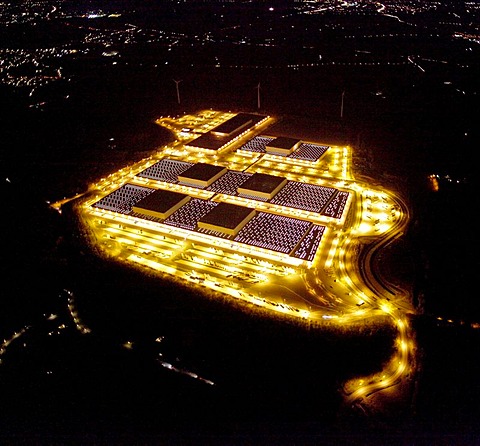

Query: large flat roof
[198,202,256,234]
[267,136,301,150]
[187,133,228,151]
[238,172,287,195]
[132,189,190,218]
[212,113,254,135]
[178,163,227,186]
[187,113,267,151]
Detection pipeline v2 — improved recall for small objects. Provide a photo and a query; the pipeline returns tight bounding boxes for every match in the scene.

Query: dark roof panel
[179,163,227,182]
[199,202,255,230]
[238,172,286,194]
[134,189,189,214]
[187,113,268,151]
[187,133,227,151]
[267,136,301,149]
[213,113,253,135]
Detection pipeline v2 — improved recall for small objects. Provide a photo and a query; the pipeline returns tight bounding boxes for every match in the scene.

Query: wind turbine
[340,90,345,119]
[255,82,261,109]
[173,79,182,104]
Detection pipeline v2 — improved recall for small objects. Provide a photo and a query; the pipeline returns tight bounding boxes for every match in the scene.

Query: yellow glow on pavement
[64,109,415,411]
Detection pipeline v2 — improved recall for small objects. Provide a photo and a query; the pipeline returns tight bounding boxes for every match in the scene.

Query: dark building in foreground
[197,202,256,236]
[178,163,227,188]
[237,172,288,200]
[265,137,301,156]
[132,189,190,219]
